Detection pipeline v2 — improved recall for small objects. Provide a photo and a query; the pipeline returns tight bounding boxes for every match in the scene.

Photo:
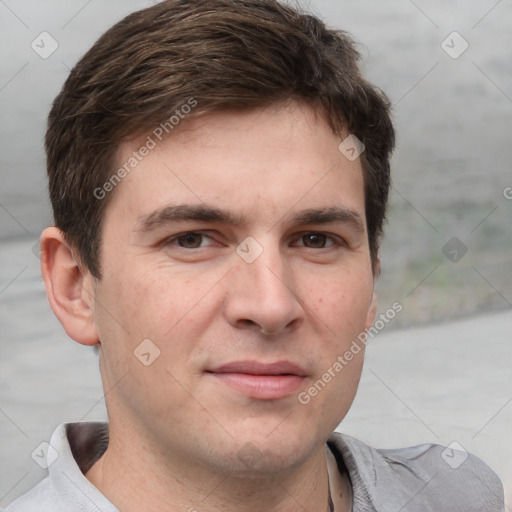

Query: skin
[41,101,377,512]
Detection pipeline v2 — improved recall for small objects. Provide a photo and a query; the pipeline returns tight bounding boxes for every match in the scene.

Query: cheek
[305,269,374,338]
[94,269,200,409]
[93,264,164,356]
[105,262,178,333]
[116,264,221,349]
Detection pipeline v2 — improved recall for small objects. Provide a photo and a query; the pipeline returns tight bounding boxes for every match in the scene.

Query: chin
[225,428,320,477]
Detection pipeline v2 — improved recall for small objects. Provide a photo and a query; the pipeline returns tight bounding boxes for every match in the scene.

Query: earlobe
[40,227,99,346]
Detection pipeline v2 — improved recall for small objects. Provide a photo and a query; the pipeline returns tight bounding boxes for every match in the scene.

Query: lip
[210,360,307,376]
[206,360,307,400]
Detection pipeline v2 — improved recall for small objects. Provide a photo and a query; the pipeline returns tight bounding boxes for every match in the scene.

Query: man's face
[91,102,376,474]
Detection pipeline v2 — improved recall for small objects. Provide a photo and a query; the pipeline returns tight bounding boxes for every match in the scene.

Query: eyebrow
[135,204,364,233]
[291,207,364,233]
[135,204,245,232]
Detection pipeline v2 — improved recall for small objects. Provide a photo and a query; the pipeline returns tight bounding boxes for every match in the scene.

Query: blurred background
[1,0,511,508]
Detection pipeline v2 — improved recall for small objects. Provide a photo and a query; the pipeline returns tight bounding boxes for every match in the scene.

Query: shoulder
[3,477,57,512]
[328,432,505,512]
[3,422,114,512]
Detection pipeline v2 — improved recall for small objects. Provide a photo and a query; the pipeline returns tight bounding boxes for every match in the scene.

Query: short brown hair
[46,0,395,278]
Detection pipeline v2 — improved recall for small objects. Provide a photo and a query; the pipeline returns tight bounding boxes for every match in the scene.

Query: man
[4,0,504,511]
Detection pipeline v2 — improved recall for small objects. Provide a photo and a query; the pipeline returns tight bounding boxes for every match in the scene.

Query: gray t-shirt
[4,422,504,512]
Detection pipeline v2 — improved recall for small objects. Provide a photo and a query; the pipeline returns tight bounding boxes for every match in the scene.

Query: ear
[365,257,380,330]
[40,227,99,346]
[372,256,381,279]
[364,290,378,331]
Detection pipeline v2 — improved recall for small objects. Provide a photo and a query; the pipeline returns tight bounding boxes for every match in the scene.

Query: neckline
[327,471,335,511]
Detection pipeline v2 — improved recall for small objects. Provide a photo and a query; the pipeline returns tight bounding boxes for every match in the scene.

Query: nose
[224,243,305,336]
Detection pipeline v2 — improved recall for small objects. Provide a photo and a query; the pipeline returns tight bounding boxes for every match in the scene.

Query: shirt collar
[47,422,118,512]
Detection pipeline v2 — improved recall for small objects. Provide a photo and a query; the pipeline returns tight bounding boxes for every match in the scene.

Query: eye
[300,232,333,249]
[177,232,204,248]
[165,232,214,249]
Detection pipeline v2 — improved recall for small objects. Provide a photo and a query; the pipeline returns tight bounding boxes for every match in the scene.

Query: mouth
[206,360,307,400]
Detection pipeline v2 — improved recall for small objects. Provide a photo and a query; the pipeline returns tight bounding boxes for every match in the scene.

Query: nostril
[240,319,258,328]
[237,319,276,335]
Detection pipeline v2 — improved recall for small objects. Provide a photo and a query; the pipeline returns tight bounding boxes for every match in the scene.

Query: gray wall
[0,0,511,507]
[1,0,511,325]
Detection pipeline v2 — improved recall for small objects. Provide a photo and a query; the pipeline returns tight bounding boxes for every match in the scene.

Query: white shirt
[3,422,505,512]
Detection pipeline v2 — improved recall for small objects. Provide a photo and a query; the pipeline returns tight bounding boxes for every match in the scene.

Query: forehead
[106,102,366,231]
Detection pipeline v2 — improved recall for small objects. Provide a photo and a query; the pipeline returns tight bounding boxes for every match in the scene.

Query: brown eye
[302,233,328,248]
[176,233,204,248]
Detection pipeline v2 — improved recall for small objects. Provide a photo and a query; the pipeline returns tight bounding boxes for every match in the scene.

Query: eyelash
[161,231,346,250]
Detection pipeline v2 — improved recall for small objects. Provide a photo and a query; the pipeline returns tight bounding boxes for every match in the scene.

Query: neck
[85,424,349,512]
